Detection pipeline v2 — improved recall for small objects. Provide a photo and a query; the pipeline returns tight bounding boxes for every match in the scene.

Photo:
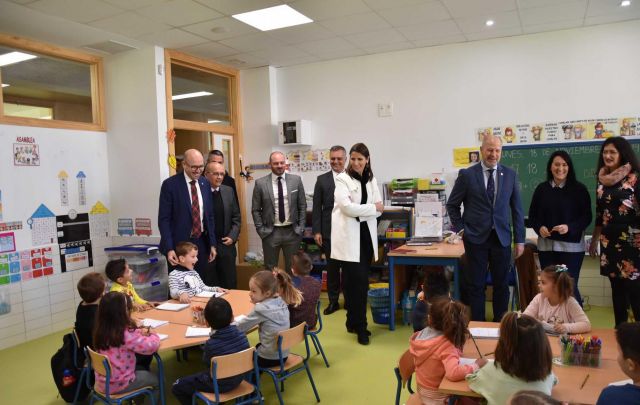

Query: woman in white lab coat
[331,143,383,345]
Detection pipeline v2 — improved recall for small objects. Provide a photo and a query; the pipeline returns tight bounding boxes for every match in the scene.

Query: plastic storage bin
[104,244,168,302]
[368,285,390,325]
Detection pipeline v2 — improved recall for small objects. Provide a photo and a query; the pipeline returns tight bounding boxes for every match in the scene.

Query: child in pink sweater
[410,298,486,404]
[92,292,161,396]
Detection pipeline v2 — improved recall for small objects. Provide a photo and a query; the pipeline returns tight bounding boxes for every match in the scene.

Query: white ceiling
[1,0,639,69]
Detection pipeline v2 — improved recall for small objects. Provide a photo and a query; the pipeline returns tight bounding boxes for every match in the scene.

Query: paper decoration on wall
[13,136,40,166]
[285,149,331,173]
[0,221,22,231]
[475,116,639,145]
[76,171,87,206]
[89,201,110,238]
[28,204,57,246]
[134,218,152,236]
[56,211,90,243]
[58,171,69,206]
[167,129,176,170]
[59,239,93,272]
[453,147,481,168]
[0,246,56,284]
[0,190,3,221]
[56,212,92,272]
[118,218,134,236]
[0,232,16,253]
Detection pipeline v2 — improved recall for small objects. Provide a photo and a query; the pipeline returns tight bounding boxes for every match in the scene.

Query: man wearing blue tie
[446,135,525,321]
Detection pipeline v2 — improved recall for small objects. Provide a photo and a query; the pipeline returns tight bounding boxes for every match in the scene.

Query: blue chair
[85,347,163,405]
[306,300,329,367]
[70,329,89,405]
[259,322,320,405]
[192,347,262,404]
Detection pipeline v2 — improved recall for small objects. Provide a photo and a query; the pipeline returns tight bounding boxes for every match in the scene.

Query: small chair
[394,349,415,405]
[71,329,89,405]
[85,347,158,405]
[193,347,262,405]
[260,323,320,405]
[306,300,329,367]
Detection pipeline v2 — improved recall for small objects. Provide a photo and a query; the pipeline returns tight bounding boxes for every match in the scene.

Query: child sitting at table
[466,313,557,405]
[523,264,591,334]
[169,241,226,303]
[75,272,106,350]
[171,297,250,405]
[235,270,301,367]
[410,297,486,404]
[106,258,159,311]
[596,322,640,404]
[509,390,562,404]
[288,252,321,329]
[411,268,450,332]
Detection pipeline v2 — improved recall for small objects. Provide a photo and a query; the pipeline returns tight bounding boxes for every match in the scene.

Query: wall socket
[377,102,393,117]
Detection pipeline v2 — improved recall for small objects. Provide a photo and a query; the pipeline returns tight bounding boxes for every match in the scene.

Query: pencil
[469,332,483,358]
[580,373,590,389]
[483,351,494,357]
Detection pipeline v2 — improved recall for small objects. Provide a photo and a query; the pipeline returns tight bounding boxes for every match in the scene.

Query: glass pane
[171,63,230,126]
[0,45,93,123]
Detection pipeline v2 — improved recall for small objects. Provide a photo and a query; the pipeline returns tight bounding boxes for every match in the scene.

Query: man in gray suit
[252,151,306,273]
[204,161,241,289]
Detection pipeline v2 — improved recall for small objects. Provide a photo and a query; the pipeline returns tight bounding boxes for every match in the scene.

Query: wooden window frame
[0,33,106,132]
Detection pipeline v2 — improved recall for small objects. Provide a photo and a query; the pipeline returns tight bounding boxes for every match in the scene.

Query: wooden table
[438,322,625,404]
[387,243,465,330]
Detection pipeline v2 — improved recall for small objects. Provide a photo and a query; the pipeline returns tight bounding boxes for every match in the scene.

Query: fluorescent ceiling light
[621,0,631,6]
[1,84,9,88]
[232,5,312,31]
[485,20,495,27]
[207,119,222,123]
[172,91,213,100]
[0,51,37,67]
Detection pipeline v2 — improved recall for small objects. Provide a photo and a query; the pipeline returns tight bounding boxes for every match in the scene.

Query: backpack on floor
[51,332,89,403]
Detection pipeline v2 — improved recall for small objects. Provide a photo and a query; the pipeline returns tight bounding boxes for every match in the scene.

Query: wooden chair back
[211,347,256,380]
[87,347,110,377]
[278,322,306,351]
[397,349,415,388]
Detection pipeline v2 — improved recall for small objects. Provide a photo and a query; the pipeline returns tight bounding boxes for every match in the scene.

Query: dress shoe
[323,302,340,315]
[347,328,371,336]
[357,331,370,345]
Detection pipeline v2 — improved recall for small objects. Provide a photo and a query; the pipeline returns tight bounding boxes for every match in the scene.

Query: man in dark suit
[446,135,525,322]
[207,149,238,203]
[158,149,217,280]
[204,161,241,289]
[312,145,347,315]
[251,151,306,273]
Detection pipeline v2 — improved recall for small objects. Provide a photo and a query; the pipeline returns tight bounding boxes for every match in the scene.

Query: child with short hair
[92,292,161,397]
[106,258,158,311]
[288,252,321,329]
[75,272,106,349]
[235,270,300,367]
[410,297,484,404]
[466,313,557,405]
[509,390,562,405]
[596,322,640,404]
[411,269,450,332]
[523,264,591,334]
[169,242,225,303]
[171,297,250,405]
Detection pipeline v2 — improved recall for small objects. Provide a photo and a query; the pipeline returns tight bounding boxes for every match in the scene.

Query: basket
[368,287,390,325]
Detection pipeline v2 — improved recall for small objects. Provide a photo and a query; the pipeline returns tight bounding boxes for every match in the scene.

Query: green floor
[1,298,614,405]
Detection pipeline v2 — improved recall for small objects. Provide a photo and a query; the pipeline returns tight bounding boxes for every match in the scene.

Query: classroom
[1,1,639,404]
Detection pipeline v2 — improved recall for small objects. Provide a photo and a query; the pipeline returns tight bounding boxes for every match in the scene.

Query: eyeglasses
[185,163,204,171]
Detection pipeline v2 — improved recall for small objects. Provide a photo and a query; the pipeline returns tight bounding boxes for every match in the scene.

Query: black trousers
[609,276,640,327]
[205,242,237,289]
[342,225,373,332]
[321,238,343,304]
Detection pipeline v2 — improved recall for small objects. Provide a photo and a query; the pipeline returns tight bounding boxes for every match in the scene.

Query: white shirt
[272,173,291,226]
[183,171,203,228]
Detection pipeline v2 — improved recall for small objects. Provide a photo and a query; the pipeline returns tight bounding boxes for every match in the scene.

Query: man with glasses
[204,161,241,289]
[207,149,238,203]
[159,149,217,280]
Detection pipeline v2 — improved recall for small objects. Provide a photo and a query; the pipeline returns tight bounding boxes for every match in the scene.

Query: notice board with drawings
[56,212,93,272]
[500,139,640,231]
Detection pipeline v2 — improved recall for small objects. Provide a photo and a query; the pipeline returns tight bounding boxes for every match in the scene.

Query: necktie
[190,180,202,238]
[277,176,285,223]
[486,169,495,205]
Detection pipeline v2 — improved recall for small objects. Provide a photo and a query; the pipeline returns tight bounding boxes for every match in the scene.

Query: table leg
[389,256,395,331]
[453,261,460,301]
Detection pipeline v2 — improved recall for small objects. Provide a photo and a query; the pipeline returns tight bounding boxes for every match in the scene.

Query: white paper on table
[414,216,443,237]
[185,327,211,338]
[609,379,633,386]
[469,328,500,338]
[157,334,169,341]
[141,318,169,328]
[156,302,189,311]
[195,291,225,298]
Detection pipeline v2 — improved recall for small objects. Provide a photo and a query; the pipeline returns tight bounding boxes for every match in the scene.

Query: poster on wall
[452,147,480,167]
[0,190,3,221]
[0,221,22,231]
[285,149,331,172]
[89,201,110,239]
[57,212,92,272]
[58,171,69,206]
[0,232,16,253]
[28,204,57,246]
[59,240,92,272]
[77,171,87,206]
[0,246,56,284]
[13,136,40,166]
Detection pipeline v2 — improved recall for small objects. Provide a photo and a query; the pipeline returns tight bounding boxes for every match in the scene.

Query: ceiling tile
[262,54,320,67]
[181,17,259,41]
[522,18,583,34]
[313,48,367,60]
[103,0,169,10]
[289,0,371,21]
[319,12,391,36]
[7,0,39,4]
[441,0,517,18]
[178,41,240,58]
[137,28,208,48]
[89,12,172,38]
[396,19,461,40]
[377,2,452,26]
[464,25,522,40]
[585,13,640,25]
[587,0,640,17]
[411,33,467,47]
[218,52,269,68]
[193,0,284,15]
[344,28,407,48]
[360,40,414,53]
[295,36,360,55]
[136,0,223,27]
[363,0,430,11]
[27,0,122,23]
[456,10,521,34]
[219,32,287,52]
[519,1,587,26]
[266,23,336,44]
[517,0,583,10]
[250,45,310,60]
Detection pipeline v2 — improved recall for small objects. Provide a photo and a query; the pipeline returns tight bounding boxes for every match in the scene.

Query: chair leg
[269,373,285,405]
[73,368,87,404]
[303,361,320,402]
[311,334,330,368]
[309,334,320,355]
